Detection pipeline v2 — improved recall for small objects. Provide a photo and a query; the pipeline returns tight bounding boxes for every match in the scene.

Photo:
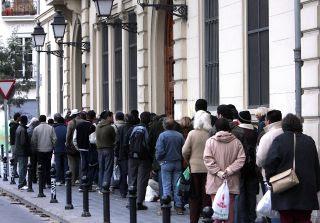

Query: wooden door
[164,6,174,117]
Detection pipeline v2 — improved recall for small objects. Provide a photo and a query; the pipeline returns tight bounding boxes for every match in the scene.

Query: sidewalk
[0,179,189,223]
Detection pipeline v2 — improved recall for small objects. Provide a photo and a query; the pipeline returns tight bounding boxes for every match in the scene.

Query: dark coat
[9,121,19,146]
[54,123,67,153]
[264,131,320,211]
[115,123,133,161]
[15,125,30,156]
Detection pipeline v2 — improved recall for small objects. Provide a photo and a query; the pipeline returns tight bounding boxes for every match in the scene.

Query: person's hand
[224,168,232,177]
[217,171,226,179]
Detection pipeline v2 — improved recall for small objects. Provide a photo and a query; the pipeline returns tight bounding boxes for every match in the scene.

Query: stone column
[173,0,188,120]
[137,6,149,112]
[63,24,71,112]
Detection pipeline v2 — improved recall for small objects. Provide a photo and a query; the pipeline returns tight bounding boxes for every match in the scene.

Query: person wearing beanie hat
[237,110,259,223]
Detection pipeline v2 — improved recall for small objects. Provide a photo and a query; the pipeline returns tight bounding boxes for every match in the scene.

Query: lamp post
[51,10,90,52]
[93,0,137,33]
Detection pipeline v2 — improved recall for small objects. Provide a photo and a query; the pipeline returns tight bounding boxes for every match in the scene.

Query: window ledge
[2,15,36,22]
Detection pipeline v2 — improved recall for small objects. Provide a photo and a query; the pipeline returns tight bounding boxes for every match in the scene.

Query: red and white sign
[0,79,15,100]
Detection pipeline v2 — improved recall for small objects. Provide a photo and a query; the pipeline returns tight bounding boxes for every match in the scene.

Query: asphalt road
[0,193,56,223]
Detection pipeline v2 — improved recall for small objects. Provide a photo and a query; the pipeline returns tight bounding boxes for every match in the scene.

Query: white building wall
[269,0,295,114]
[218,0,244,110]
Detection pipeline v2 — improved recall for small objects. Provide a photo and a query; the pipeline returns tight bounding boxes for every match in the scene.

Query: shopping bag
[112,164,121,182]
[176,166,191,196]
[212,180,230,220]
[256,190,279,218]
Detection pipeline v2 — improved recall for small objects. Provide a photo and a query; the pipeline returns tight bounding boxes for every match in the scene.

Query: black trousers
[30,152,38,183]
[128,158,151,203]
[238,177,259,223]
[37,151,52,186]
[119,159,128,196]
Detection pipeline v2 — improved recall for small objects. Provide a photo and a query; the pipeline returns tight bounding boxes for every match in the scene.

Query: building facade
[0,0,39,118]
[36,0,320,151]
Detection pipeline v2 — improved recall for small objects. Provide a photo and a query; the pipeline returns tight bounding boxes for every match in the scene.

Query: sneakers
[137,203,148,210]
[175,207,184,215]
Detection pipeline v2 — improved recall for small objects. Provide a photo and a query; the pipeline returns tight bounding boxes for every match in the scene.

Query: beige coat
[203,131,246,195]
[182,129,210,173]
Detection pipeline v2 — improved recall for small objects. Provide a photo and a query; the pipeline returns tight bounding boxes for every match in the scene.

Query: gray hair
[193,110,212,131]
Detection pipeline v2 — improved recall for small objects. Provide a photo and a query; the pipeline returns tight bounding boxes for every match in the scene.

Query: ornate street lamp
[31,22,46,48]
[51,10,67,39]
[137,0,188,20]
[93,0,114,17]
[31,22,63,57]
[51,10,90,52]
[93,0,137,33]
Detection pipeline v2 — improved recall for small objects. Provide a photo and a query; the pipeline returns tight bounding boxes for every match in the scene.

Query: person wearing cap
[27,117,40,183]
[236,111,259,223]
[15,115,30,189]
[65,109,85,185]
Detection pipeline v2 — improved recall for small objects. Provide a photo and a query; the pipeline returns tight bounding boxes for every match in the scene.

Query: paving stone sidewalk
[0,179,189,223]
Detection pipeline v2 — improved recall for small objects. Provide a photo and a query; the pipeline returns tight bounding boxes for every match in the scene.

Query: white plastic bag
[256,190,279,218]
[145,185,159,202]
[112,164,121,182]
[89,132,96,144]
[212,180,230,220]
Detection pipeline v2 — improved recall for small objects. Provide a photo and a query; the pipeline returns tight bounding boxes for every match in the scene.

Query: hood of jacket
[264,121,282,133]
[98,119,112,128]
[213,131,236,143]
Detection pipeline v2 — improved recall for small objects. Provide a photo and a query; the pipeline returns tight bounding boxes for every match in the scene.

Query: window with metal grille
[204,0,219,107]
[248,0,269,106]
[102,24,109,110]
[128,12,137,111]
[15,37,33,79]
[114,18,122,111]
[47,44,51,115]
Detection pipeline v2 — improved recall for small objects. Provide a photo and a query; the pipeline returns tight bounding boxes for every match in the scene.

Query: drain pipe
[294,0,302,118]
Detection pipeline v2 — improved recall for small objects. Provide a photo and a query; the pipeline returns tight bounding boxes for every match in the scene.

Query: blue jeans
[98,149,114,189]
[17,156,28,186]
[54,153,68,183]
[160,160,182,208]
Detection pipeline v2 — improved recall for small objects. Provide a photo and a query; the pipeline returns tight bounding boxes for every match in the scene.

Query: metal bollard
[202,206,214,223]
[27,163,34,192]
[3,157,8,181]
[81,176,91,217]
[102,182,110,223]
[50,165,58,203]
[9,159,16,184]
[128,186,137,223]
[65,171,74,210]
[37,164,46,197]
[161,196,172,223]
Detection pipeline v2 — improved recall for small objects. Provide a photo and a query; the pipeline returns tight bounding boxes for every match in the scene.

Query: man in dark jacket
[127,112,152,210]
[115,114,135,197]
[96,111,116,191]
[15,115,30,189]
[9,112,20,178]
[54,116,68,185]
[237,111,259,223]
[73,110,96,191]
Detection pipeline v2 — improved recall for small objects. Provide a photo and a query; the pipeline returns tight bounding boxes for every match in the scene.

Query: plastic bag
[89,132,96,144]
[256,190,279,218]
[145,185,159,202]
[112,164,121,182]
[212,180,230,220]
[176,167,191,195]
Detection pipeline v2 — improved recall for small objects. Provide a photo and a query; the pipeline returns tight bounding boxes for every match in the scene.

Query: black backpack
[129,127,148,159]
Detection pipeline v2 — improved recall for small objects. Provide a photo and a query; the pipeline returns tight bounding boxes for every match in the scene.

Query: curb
[0,186,68,223]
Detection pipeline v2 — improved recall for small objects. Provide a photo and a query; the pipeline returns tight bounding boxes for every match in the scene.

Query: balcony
[2,0,37,21]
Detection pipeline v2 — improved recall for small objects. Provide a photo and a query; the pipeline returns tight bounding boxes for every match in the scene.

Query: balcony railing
[2,0,37,16]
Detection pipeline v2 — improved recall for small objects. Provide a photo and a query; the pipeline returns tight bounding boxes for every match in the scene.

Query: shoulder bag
[269,133,299,193]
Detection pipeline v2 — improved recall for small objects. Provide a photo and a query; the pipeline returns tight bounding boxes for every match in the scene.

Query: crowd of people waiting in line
[9,99,320,223]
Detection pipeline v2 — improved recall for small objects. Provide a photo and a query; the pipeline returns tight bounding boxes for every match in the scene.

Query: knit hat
[238,111,252,124]
[115,111,124,121]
